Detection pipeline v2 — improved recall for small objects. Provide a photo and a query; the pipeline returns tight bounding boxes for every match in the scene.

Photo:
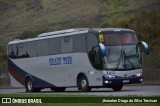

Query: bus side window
[61,36,73,53]
[26,41,37,57]
[37,39,48,56]
[18,43,29,58]
[73,34,87,53]
[9,44,16,59]
[49,38,61,55]
[87,33,99,52]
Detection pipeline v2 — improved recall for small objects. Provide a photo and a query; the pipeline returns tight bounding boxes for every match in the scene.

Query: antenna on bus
[37,29,78,37]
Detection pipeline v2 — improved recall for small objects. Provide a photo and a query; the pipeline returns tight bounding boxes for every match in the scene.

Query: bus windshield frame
[105,45,142,70]
[98,32,141,70]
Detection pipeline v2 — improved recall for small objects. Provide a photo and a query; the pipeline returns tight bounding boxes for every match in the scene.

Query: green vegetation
[0,103,159,106]
[1,103,159,106]
[16,29,47,39]
[0,0,160,72]
[0,45,7,72]
[0,94,159,106]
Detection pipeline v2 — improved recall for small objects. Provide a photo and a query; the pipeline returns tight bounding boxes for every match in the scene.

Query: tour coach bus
[7,28,149,92]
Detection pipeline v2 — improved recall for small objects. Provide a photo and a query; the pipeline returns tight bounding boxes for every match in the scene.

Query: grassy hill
[0,0,160,71]
[0,0,102,44]
[0,0,159,44]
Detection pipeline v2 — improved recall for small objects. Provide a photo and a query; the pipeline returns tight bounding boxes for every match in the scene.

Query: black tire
[34,88,41,92]
[78,75,91,92]
[112,85,123,91]
[51,87,66,92]
[51,88,54,91]
[25,78,41,92]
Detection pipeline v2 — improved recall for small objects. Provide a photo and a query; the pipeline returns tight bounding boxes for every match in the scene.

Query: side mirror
[138,41,149,55]
[99,43,108,68]
[99,43,106,57]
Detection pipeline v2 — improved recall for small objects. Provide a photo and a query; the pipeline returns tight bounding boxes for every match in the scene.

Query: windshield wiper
[115,47,136,70]
[115,47,124,69]
[123,50,135,69]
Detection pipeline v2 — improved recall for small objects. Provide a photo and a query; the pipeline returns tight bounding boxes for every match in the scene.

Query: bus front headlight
[135,73,142,77]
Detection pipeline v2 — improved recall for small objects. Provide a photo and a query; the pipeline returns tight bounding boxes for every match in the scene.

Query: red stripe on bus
[8,66,25,86]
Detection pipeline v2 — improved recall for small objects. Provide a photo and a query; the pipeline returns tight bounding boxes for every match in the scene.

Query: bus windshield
[105,45,141,70]
[99,33,141,70]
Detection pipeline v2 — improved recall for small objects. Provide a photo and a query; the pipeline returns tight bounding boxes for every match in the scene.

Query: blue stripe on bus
[8,58,56,88]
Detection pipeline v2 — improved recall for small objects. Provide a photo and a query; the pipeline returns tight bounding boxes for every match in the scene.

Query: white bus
[7,28,149,92]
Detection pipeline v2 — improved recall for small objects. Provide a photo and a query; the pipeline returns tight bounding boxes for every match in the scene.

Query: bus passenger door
[87,33,103,70]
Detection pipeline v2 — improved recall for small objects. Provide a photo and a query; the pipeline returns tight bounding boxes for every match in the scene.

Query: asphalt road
[0,85,160,96]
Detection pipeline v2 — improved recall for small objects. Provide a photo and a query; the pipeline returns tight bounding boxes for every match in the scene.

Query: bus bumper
[103,76,142,87]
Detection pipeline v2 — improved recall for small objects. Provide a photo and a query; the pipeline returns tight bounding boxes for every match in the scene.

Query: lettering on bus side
[63,56,72,64]
[49,56,72,65]
[49,57,62,65]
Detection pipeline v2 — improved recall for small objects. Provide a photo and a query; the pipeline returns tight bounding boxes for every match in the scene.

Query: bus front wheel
[25,77,41,92]
[78,75,91,92]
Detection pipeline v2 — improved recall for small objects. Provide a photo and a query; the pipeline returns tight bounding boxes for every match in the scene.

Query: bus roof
[90,28,134,33]
[8,28,135,45]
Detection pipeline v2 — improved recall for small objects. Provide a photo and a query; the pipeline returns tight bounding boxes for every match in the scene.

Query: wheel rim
[27,80,32,91]
[81,79,87,89]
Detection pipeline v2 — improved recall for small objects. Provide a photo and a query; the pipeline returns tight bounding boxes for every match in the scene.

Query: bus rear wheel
[112,85,123,91]
[25,78,41,92]
[78,75,91,92]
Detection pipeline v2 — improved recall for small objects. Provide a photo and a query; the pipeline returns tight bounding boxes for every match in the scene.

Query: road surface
[0,85,160,96]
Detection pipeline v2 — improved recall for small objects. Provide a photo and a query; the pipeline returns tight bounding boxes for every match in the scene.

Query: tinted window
[61,36,73,53]
[87,33,102,69]
[9,43,30,58]
[37,39,48,56]
[26,41,37,57]
[87,33,99,52]
[8,44,17,59]
[49,37,61,55]
[73,34,87,52]
[18,43,29,58]
[102,33,138,45]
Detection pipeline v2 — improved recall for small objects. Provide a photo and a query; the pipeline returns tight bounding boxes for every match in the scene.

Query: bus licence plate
[123,80,129,83]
